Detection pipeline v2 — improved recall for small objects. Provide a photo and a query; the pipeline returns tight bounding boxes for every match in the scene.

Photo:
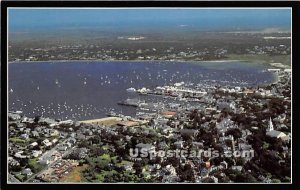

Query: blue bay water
[8,61,274,120]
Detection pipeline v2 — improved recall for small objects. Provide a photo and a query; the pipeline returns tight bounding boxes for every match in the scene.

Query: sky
[8,8,291,32]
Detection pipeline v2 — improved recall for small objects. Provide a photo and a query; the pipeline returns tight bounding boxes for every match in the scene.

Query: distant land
[8,9,291,67]
[8,30,291,69]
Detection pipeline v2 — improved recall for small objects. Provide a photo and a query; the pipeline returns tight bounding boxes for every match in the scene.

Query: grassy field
[225,54,291,67]
[79,117,122,126]
[9,137,27,144]
[59,164,89,183]
[15,173,26,181]
[28,158,45,173]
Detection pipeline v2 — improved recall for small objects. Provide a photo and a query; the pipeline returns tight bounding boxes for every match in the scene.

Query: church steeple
[267,117,274,132]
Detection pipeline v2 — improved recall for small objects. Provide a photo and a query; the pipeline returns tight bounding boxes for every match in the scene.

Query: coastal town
[8,68,291,183]
[7,7,293,184]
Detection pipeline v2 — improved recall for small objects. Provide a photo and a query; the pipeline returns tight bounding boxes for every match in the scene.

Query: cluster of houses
[9,41,231,62]
[8,69,291,183]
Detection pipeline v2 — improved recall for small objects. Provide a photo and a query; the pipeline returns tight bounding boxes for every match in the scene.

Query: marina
[9,60,275,121]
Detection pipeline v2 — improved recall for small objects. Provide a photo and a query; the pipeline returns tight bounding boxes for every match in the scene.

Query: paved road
[8,173,21,183]
[25,139,70,182]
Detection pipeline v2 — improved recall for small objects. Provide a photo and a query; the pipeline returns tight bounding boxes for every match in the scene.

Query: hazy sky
[8,8,291,32]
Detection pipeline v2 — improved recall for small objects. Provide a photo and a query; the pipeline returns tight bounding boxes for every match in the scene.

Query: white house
[22,168,33,176]
[30,142,38,148]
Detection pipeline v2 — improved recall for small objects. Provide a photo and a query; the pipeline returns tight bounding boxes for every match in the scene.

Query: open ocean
[8,60,275,120]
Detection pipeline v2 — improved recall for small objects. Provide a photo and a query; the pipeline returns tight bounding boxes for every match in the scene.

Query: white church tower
[267,117,274,132]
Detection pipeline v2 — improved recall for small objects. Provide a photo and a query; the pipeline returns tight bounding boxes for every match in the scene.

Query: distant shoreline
[8,58,289,69]
[7,59,249,64]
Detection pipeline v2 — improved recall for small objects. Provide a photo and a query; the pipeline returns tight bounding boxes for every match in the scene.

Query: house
[30,142,38,148]
[44,142,53,147]
[42,139,50,145]
[180,129,198,137]
[136,143,155,154]
[174,141,184,149]
[165,165,177,176]
[192,141,203,149]
[156,117,169,125]
[66,142,72,148]
[281,134,291,142]
[8,157,20,167]
[50,129,60,137]
[241,129,252,138]
[22,168,33,176]
[16,123,26,128]
[32,150,42,158]
[243,89,255,95]
[14,151,27,159]
[205,107,217,114]
[39,159,50,165]
[238,143,252,151]
[206,165,219,175]
[125,135,132,142]
[231,165,243,172]
[20,133,29,140]
[123,162,134,171]
[8,112,21,121]
[24,128,31,134]
[31,131,39,137]
[266,130,287,139]
[52,138,58,144]
[21,117,34,123]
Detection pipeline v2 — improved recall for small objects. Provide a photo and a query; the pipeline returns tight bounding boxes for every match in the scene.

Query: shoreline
[8,58,269,66]
[8,58,290,69]
[7,56,281,70]
[8,59,243,64]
